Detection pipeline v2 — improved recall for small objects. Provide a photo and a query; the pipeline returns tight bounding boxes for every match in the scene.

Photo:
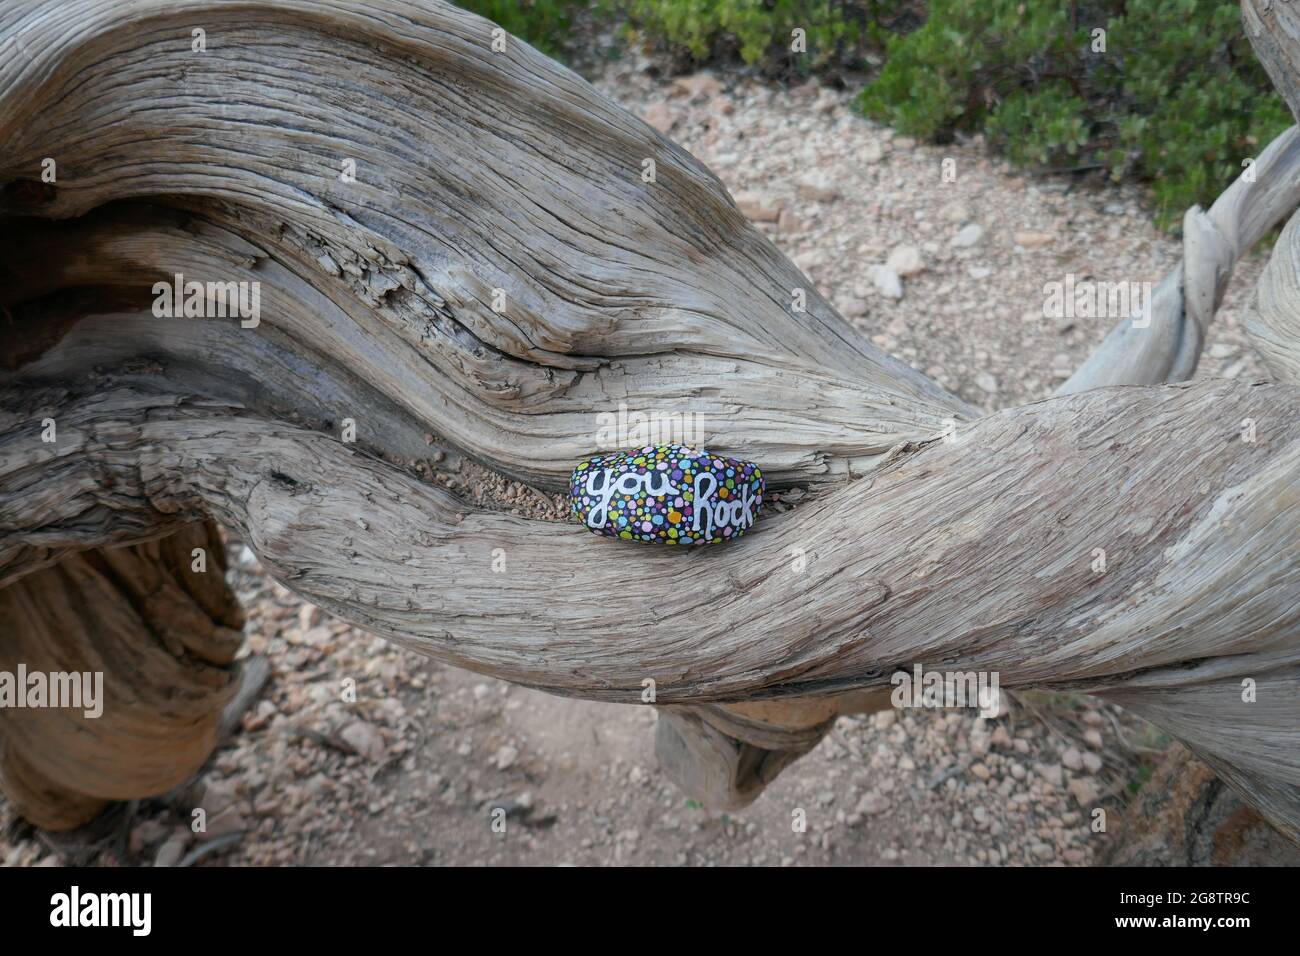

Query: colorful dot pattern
[569,443,764,545]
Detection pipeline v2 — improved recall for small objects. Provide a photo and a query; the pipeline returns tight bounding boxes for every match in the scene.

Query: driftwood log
[2,0,1299,845]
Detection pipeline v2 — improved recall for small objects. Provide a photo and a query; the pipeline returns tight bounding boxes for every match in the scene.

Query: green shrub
[858,0,1291,228]
[625,1,896,72]
[461,0,1292,229]
[456,0,583,58]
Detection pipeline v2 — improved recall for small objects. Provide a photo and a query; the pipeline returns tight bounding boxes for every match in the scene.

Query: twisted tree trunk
[1,0,1299,842]
[0,521,243,829]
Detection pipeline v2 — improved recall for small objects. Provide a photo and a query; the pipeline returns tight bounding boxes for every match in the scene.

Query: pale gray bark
[1058,126,1300,394]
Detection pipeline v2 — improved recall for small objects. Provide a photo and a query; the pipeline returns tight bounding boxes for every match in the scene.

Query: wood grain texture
[1245,0,1300,122]
[1252,201,1300,384]
[0,0,970,818]
[0,522,242,829]
[4,380,1299,832]
[0,0,971,488]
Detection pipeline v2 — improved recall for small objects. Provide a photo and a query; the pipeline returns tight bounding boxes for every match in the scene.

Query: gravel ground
[1,58,1273,868]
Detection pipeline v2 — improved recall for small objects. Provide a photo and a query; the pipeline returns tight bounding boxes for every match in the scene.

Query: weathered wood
[0,0,971,491]
[1,0,1299,841]
[1252,206,1300,383]
[4,381,1300,835]
[0,0,970,822]
[657,700,842,810]
[1245,0,1300,122]
[1059,125,1300,393]
[0,522,242,829]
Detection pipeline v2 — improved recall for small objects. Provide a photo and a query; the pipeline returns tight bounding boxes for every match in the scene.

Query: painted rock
[569,443,764,544]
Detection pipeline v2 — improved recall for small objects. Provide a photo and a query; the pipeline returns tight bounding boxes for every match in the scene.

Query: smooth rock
[642,103,677,134]
[1068,777,1100,807]
[837,296,869,319]
[1062,747,1084,771]
[1013,230,1053,248]
[887,244,926,277]
[794,249,828,272]
[154,835,188,868]
[796,172,840,203]
[570,443,764,545]
[298,603,323,630]
[1030,842,1055,861]
[951,223,985,247]
[868,263,903,299]
[671,73,722,102]
[340,719,386,761]
[855,792,890,815]
[735,191,782,222]
[941,201,972,223]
